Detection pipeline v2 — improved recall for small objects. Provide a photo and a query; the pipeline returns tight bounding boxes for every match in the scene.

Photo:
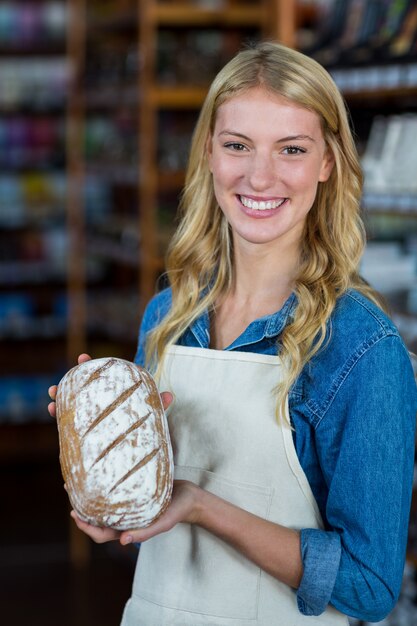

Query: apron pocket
[134,466,273,620]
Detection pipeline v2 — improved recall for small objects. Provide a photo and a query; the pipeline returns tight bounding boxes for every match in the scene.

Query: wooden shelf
[149,85,209,108]
[87,10,137,32]
[364,209,417,219]
[296,2,318,25]
[86,163,138,185]
[158,170,185,191]
[0,44,65,56]
[344,85,417,101]
[85,86,138,109]
[152,3,266,27]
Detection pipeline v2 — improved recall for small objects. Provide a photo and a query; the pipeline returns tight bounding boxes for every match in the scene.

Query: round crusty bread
[56,357,174,530]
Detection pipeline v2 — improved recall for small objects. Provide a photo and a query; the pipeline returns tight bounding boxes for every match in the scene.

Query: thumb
[78,353,92,364]
[160,391,174,411]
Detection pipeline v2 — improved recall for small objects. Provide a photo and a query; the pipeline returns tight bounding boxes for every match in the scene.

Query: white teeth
[239,195,286,210]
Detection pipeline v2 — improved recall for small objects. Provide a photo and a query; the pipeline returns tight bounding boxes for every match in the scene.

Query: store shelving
[0,0,71,587]
[0,1,69,430]
[66,0,142,370]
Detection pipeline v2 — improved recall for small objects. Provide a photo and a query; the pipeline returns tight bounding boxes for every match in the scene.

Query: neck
[211,241,299,350]
[229,240,300,311]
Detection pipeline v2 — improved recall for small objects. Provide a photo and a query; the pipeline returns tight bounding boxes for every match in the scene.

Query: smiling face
[207,87,334,255]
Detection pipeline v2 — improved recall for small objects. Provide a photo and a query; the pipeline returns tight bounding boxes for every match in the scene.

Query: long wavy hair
[145,41,383,417]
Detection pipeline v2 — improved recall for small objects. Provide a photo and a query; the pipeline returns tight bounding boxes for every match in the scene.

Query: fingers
[48,355,91,417]
[160,391,174,411]
[70,511,120,544]
[48,385,57,417]
[118,482,193,545]
[78,353,92,364]
[48,385,57,400]
[119,508,176,545]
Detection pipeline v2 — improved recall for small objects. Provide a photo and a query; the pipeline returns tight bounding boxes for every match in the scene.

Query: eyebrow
[218,130,315,143]
[277,134,315,143]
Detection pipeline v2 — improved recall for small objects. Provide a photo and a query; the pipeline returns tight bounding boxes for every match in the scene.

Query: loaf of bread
[56,357,174,530]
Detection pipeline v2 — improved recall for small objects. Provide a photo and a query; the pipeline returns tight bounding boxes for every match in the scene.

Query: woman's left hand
[119,479,201,546]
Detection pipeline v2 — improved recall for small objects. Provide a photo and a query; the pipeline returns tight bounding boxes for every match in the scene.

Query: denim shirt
[135,287,417,622]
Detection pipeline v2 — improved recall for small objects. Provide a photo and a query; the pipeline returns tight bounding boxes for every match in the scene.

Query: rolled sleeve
[297,528,342,616]
[295,334,416,621]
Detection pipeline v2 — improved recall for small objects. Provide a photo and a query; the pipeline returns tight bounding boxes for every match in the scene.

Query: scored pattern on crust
[79,358,115,390]
[109,446,161,494]
[81,379,144,439]
[90,411,152,469]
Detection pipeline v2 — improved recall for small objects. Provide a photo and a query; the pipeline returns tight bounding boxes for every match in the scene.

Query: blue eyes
[223,142,306,155]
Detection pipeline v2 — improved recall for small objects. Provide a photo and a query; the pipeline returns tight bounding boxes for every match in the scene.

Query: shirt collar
[188,292,297,349]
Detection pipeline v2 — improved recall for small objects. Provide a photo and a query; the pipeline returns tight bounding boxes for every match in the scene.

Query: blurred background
[0,0,416,624]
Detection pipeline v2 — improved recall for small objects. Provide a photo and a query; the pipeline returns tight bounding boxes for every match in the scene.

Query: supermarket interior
[1,1,417,625]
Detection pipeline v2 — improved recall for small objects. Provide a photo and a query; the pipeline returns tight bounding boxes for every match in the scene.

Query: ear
[318,147,335,182]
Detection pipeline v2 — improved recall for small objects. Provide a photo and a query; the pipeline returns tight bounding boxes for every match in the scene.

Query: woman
[50,42,416,624]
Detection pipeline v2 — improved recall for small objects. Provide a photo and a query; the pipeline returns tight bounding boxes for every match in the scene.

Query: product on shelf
[86,290,141,342]
[305,0,417,68]
[0,2,67,46]
[360,242,417,294]
[361,113,417,201]
[0,374,58,424]
[0,58,70,109]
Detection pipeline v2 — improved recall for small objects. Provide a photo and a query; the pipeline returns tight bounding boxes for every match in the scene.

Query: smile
[239,195,288,211]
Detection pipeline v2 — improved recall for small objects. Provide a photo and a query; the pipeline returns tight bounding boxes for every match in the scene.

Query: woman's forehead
[213,87,324,137]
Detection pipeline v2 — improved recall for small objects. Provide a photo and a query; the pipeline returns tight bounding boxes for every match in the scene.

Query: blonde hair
[145,41,382,417]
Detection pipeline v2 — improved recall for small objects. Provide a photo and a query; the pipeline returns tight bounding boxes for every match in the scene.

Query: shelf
[296,2,317,25]
[0,261,66,285]
[0,320,66,341]
[87,10,138,33]
[152,4,266,27]
[364,209,417,219]
[0,212,66,229]
[87,236,139,267]
[362,193,417,216]
[0,44,65,56]
[331,64,417,100]
[86,163,138,185]
[85,86,138,109]
[158,170,185,191]
[149,85,208,108]
[344,85,417,102]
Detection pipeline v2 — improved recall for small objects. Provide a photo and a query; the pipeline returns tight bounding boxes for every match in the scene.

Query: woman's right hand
[48,353,92,418]
[70,511,122,544]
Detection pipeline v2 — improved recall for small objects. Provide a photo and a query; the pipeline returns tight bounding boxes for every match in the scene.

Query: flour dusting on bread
[56,357,174,530]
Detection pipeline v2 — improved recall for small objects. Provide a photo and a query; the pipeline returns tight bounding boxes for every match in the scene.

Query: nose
[248,150,276,191]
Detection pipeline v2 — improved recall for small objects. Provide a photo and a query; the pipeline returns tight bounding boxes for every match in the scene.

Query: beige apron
[121,346,348,626]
